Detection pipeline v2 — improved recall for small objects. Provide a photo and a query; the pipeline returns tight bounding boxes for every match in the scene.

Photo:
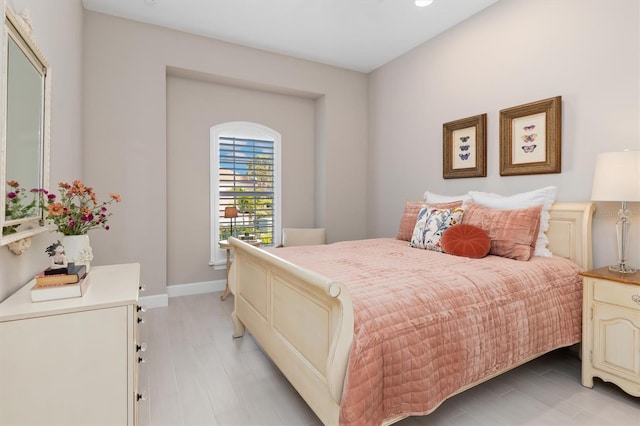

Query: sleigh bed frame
[228,202,594,425]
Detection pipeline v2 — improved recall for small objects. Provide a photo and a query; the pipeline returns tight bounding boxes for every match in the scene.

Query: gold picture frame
[499,96,562,176]
[443,113,487,179]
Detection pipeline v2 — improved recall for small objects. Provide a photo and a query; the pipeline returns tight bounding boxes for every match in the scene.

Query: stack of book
[30,264,90,302]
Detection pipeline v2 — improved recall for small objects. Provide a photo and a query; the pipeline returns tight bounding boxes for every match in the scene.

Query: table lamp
[224,206,238,238]
[590,150,640,273]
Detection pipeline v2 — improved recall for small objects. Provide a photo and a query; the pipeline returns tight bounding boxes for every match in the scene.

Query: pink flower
[81,213,94,222]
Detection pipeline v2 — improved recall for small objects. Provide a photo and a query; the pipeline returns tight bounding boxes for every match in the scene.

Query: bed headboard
[547,202,595,270]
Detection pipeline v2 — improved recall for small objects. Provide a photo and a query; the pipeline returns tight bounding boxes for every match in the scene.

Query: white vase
[61,235,93,272]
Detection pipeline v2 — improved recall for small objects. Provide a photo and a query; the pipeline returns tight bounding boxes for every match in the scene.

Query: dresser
[0,263,143,425]
[581,267,640,396]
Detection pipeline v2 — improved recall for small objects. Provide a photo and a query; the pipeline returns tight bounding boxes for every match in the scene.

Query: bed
[228,202,594,425]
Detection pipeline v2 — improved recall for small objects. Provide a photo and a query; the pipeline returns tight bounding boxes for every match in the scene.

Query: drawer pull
[138,356,145,364]
[136,392,147,402]
[137,305,147,313]
[137,317,144,324]
[136,343,147,352]
[632,295,640,305]
[139,285,146,292]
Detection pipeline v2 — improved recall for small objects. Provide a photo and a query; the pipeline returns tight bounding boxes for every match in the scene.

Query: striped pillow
[462,202,542,261]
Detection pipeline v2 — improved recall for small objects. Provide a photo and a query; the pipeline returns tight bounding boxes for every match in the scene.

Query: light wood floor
[138,292,639,426]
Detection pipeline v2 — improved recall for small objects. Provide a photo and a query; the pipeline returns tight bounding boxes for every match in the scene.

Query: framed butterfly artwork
[442,113,487,179]
[499,96,562,176]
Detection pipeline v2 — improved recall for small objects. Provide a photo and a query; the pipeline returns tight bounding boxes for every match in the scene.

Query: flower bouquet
[3,180,38,235]
[39,180,121,235]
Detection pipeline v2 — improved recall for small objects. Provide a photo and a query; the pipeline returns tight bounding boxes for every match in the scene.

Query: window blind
[219,136,274,245]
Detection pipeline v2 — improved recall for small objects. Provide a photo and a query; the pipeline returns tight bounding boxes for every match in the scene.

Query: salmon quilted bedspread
[273,238,583,426]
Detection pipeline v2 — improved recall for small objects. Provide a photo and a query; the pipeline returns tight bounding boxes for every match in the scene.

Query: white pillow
[468,186,557,257]
[423,191,471,204]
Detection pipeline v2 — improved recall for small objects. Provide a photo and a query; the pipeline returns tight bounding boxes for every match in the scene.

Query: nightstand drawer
[582,267,640,396]
[593,279,640,311]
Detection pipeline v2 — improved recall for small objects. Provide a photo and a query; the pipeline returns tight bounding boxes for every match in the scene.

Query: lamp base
[608,263,637,274]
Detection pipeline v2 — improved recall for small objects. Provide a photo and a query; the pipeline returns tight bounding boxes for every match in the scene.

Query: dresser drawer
[593,279,640,311]
[0,263,141,425]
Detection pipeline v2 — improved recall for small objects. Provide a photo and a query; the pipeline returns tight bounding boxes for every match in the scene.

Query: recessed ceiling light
[415,0,434,7]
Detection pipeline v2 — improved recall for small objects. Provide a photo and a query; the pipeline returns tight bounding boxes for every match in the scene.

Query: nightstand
[219,239,260,301]
[581,267,640,396]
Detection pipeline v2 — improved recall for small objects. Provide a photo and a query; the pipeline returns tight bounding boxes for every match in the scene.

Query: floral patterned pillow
[409,206,465,252]
[397,200,463,242]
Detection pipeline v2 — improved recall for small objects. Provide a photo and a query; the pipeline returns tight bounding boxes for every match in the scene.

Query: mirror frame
[0,6,51,250]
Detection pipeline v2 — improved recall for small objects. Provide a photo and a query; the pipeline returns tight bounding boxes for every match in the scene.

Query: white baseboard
[140,279,226,309]
[167,279,226,297]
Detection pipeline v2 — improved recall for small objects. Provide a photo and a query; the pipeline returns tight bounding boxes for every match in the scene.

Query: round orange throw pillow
[441,224,491,259]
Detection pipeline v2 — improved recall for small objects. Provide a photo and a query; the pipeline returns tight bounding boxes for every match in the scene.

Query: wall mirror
[0,6,50,252]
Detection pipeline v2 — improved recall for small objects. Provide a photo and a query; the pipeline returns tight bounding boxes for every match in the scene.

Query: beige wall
[368,0,640,269]
[82,12,368,296]
[0,0,83,301]
[166,75,316,286]
[2,0,638,302]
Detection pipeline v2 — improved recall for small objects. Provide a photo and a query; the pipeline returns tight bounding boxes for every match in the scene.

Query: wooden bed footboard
[229,238,353,425]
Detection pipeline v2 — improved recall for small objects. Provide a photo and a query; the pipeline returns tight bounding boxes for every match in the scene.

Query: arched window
[210,122,281,265]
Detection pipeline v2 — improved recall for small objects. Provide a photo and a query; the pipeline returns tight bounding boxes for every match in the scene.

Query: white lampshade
[591,151,640,202]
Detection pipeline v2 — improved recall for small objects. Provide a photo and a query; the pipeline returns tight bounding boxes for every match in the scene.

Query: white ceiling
[82,0,498,73]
